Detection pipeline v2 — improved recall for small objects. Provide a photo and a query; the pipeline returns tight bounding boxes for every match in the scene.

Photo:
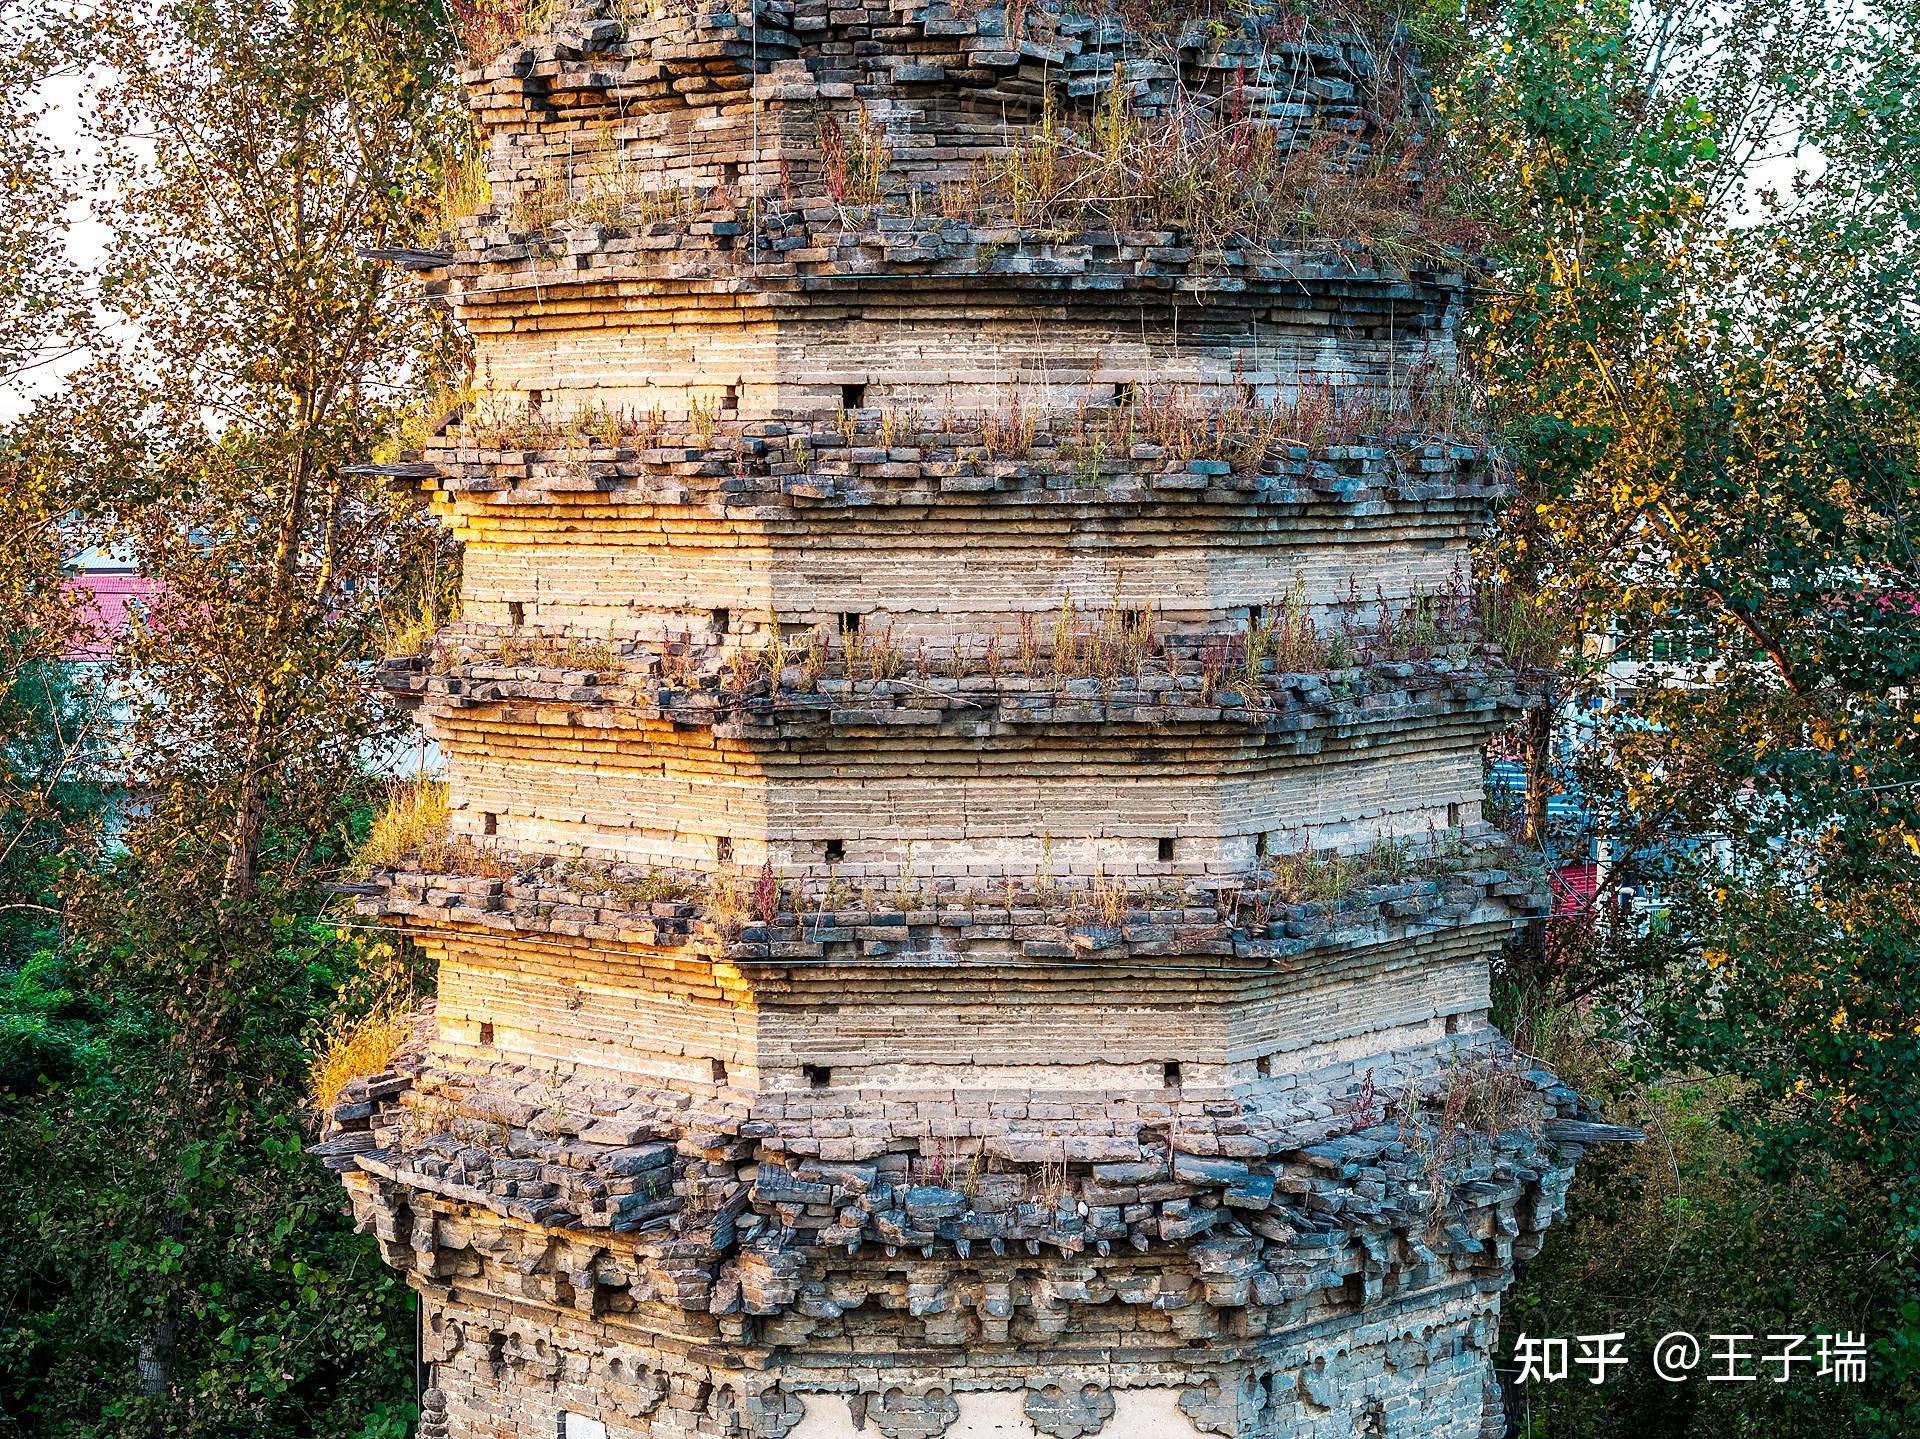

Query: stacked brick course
[323,2,1631,1433]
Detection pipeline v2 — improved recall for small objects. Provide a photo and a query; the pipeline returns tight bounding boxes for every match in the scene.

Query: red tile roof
[63,570,159,660]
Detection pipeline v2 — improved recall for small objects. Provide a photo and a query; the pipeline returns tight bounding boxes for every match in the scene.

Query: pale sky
[2,65,111,423]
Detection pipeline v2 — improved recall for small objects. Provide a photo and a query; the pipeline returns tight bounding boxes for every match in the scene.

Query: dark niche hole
[837,611,863,639]
[1112,381,1138,409]
[481,811,498,836]
[1447,801,1461,828]
[712,607,732,634]
[710,1057,729,1085]
[1163,1060,1182,1088]
[479,1021,495,1046]
[507,600,526,628]
[1254,832,1268,859]
[841,382,867,410]
[824,838,845,863]
[715,836,734,863]
[1156,837,1175,862]
[803,1064,831,1089]
[1256,1055,1272,1078]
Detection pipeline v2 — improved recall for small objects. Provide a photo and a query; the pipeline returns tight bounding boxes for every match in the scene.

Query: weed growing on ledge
[451,0,556,64]
[818,108,893,207]
[306,939,427,1113]
[941,56,1486,266]
[351,778,451,877]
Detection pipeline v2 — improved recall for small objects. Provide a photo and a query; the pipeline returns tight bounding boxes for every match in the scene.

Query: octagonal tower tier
[323,5,1631,1439]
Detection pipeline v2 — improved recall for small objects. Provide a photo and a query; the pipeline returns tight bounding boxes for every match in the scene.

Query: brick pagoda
[319,2,1629,1435]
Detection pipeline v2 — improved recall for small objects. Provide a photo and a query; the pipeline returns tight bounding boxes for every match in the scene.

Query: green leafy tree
[1456,0,1920,1431]
[1,1,465,1433]
[0,0,90,394]
[0,1,104,970]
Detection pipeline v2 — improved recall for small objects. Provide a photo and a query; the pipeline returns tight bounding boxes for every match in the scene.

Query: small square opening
[507,600,526,628]
[1112,381,1138,409]
[1254,832,1268,860]
[1256,1055,1272,1078]
[481,811,498,836]
[479,1021,495,1046]
[712,607,731,633]
[1446,801,1461,828]
[803,1064,831,1089]
[838,611,863,639]
[824,838,845,863]
[710,1057,729,1084]
[526,389,544,413]
[1162,1060,1182,1088]
[841,382,867,410]
[1156,837,1175,862]
[715,836,734,863]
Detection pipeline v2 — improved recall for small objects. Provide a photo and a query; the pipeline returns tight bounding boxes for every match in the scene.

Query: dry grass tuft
[309,1004,413,1114]
[351,778,451,877]
[450,0,554,63]
[1442,1049,1541,1140]
[380,605,440,660]
[942,61,1486,265]
[308,942,424,1113]
[436,146,493,238]
[819,109,893,207]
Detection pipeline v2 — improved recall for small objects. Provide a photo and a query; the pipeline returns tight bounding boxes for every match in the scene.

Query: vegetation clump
[350,778,452,877]
[944,66,1482,265]
[307,939,427,1112]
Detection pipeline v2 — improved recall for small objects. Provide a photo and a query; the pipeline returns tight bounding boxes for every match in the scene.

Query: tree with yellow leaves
[1455,0,1920,1429]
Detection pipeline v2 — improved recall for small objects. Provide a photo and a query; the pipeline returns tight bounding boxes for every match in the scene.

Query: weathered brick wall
[432,706,1492,874]
[414,909,1505,1097]
[449,506,1483,633]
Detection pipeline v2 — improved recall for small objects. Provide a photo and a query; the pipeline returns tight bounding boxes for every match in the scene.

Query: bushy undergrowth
[0,868,429,1438]
[1502,1074,1904,1437]
[1492,953,1920,1437]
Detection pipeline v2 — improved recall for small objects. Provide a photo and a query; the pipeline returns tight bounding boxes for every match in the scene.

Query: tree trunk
[219,441,314,903]
[1523,695,1554,851]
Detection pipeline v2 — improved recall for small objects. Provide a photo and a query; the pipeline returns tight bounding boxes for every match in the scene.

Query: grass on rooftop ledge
[443,369,1486,473]
[348,821,1522,944]
[445,0,1486,264]
[423,568,1495,695]
[350,778,451,878]
[940,65,1483,267]
[307,938,428,1112]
